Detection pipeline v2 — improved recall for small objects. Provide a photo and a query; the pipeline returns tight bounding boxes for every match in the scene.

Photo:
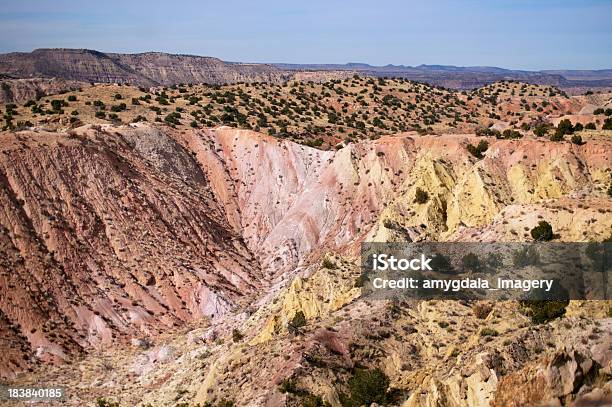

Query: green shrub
[571,135,584,145]
[531,221,553,241]
[555,119,574,137]
[322,257,337,269]
[501,129,522,139]
[279,378,299,394]
[51,99,66,112]
[533,123,550,137]
[480,327,499,337]
[414,187,429,204]
[475,127,501,138]
[461,252,482,272]
[164,112,182,125]
[96,398,120,407]
[549,133,564,142]
[67,95,77,102]
[279,378,327,406]
[110,103,126,112]
[156,96,169,105]
[585,122,596,130]
[430,253,453,274]
[520,299,569,324]
[513,246,540,267]
[289,311,307,329]
[466,140,488,159]
[231,329,244,343]
[344,368,389,406]
[472,303,492,319]
[354,273,367,288]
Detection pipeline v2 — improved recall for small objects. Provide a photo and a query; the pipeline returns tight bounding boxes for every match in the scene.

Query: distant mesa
[1,48,612,91]
[0,48,288,87]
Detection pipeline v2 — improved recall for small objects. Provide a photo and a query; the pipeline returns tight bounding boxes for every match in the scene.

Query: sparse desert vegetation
[4,78,609,149]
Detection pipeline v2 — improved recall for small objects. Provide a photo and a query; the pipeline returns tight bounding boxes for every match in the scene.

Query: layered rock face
[0,78,91,104]
[0,49,151,86]
[0,124,610,405]
[0,49,287,88]
[0,125,262,378]
[186,128,610,269]
[108,52,289,86]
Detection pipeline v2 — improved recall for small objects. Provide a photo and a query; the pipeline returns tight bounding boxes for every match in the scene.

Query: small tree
[288,311,307,334]
[461,252,482,272]
[549,133,564,142]
[571,135,584,145]
[531,221,553,241]
[555,119,574,137]
[346,368,389,406]
[521,300,569,324]
[466,140,489,159]
[533,123,549,137]
[414,187,429,204]
[231,329,244,343]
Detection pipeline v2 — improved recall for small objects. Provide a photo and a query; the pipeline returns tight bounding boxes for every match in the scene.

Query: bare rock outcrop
[0,124,262,378]
[0,48,288,87]
[0,78,91,104]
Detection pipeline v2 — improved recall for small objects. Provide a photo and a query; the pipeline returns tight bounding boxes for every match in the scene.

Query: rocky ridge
[0,48,288,88]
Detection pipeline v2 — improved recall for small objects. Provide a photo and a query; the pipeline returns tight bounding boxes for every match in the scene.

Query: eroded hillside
[0,125,263,378]
[1,122,610,406]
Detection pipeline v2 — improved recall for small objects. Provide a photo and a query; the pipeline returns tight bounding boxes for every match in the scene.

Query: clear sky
[0,0,610,70]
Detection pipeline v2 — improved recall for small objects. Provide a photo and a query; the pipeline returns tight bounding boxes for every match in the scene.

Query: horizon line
[2,47,611,72]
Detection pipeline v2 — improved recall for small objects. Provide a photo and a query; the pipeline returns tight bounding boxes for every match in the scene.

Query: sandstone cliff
[0,48,288,88]
[0,78,91,104]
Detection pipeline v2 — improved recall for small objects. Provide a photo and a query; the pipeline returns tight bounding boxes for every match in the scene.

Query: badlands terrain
[0,77,611,407]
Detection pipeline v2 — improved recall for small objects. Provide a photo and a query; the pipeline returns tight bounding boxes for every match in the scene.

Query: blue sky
[0,0,610,70]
